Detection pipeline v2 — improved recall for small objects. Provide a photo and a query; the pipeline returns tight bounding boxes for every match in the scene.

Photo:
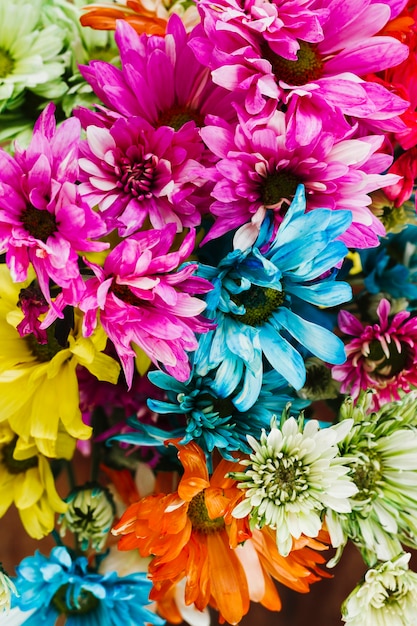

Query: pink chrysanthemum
[78,115,206,236]
[192,0,409,145]
[200,110,399,248]
[79,225,214,387]
[332,298,417,409]
[77,15,241,136]
[0,103,108,313]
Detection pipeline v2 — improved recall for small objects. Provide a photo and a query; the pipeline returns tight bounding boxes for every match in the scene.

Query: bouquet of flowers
[0,0,417,624]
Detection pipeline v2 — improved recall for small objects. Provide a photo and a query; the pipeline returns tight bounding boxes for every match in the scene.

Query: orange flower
[112,440,330,624]
[80,0,200,36]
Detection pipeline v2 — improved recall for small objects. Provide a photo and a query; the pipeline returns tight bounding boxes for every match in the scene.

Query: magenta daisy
[0,103,108,314]
[192,0,409,145]
[77,15,241,135]
[200,110,399,249]
[332,298,417,410]
[78,115,206,236]
[79,225,214,388]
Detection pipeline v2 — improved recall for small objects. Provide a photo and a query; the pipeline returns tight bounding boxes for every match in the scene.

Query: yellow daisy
[0,264,120,458]
[0,422,67,539]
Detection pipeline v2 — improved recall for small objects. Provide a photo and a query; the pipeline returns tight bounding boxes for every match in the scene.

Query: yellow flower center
[262,40,324,85]
[0,49,14,78]
[232,285,285,326]
[187,491,225,533]
[26,325,64,362]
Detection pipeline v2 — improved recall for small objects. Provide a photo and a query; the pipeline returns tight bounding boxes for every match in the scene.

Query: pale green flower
[59,483,116,551]
[231,408,357,557]
[0,0,68,112]
[0,565,17,613]
[342,553,417,626]
[326,391,417,567]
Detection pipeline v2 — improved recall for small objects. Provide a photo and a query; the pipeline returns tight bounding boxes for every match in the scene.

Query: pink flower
[332,298,417,409]
[77,15,241,135]
[79,225,214,387]
[192,0,409,145]
[0,103,108,313]
[200,110,399,248]
[78,115,206,236]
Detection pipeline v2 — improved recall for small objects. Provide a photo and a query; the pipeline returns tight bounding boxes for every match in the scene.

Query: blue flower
[137,368,309,463]
[195,185,352,409]
[12,546,164,626]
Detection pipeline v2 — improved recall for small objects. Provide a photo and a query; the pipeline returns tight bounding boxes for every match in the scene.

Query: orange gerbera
[112,440,330,624]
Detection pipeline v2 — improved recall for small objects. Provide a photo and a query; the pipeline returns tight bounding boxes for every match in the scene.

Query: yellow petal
[13,468,43,509]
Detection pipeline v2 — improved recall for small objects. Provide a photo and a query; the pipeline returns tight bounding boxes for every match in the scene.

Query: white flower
[0,566,17,613]
[232,412,357,556]
[342,553,417,626]
[0,0,68,111]
[328,392,417,566]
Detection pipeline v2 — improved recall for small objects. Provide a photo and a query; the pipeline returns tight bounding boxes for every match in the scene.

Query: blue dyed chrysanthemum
[12,546,164,626]
[195,185,352,410]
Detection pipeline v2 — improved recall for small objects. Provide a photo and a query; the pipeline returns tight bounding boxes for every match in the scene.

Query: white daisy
[342,553,417,626]
[231,409,356,556]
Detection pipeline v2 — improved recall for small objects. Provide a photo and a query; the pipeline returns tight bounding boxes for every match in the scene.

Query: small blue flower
[195,185,352,409]
[12,546,164,626]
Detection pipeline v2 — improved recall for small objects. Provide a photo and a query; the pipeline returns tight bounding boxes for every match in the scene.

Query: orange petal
[204,487,230,519]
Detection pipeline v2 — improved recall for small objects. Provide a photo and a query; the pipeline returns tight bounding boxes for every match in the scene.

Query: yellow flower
[0,265,120,457]
[0,422,67,539]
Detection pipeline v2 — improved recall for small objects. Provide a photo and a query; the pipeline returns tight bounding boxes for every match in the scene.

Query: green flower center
[0,48,14,78]
[21,206,57,242]
[157,106,205,131]
[232,285,285,326]
[366,339,411,379]
[26,324,64,362]
[51,583,100,616]
[265,455,308,503]
[187,491,225,534]
[351,455,382,501]
[261,170,300,208]
[2,438,38,475]
[262,40,324,86]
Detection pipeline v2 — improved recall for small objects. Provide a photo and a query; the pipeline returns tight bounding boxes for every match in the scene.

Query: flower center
[262,40,324,86]
[261,170,300,209]
[115,153,157,199]
[1,438,38,475]
[365,339,411,379]
[26,324,64,362]
[351,455,382,502]
[187,490,225,533]
[51,583,100,616]
[20,205,57,242]
[265,455,308,503]
[0,48,14,78]
[157,106,205,131]
[231,285,285,326]
[111,282,143,307]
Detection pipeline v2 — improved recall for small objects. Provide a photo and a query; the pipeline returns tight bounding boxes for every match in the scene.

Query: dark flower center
[261,170,300,208]
[366,339,411,379]
[51,583,100,616]
[187,490,225,533]
[20,206,57,242]
[262,40,324,86]
[115,153,157,199]
[26,324,64,362]
[232,285,285,326]
[111,282,143,307]
[0,48,14,78]
[265,455,308,503]
[2,438,38,475]
[157,106,205,131]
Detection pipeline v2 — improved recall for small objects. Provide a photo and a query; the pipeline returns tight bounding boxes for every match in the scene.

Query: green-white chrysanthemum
[341,553,417,626]
[231,409,357,556]
[0,0,68,113]
[0,564,17,613]
[326,391,417,566]
[42,0,120,116]
[59,483,116,551]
